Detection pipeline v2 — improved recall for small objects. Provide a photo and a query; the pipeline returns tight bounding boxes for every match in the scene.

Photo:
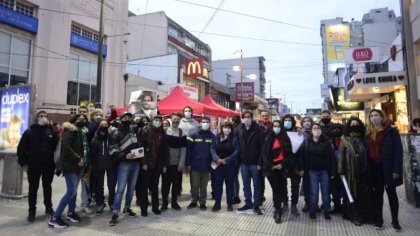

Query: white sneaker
[81,206,92,214]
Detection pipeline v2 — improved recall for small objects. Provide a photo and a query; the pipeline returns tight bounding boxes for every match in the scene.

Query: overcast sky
[128,0,401,113]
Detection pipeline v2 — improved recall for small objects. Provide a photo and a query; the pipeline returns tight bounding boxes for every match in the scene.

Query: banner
[128,90,158,120]
[0,85,32,150]
[235,82,254,102]
[325,24,350,64]
[344,47,381,64]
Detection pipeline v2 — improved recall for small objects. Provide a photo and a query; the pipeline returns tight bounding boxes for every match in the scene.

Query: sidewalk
[1,159,420,236]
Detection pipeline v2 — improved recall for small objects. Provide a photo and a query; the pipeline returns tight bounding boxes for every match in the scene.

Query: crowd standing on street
[15,105,404,231]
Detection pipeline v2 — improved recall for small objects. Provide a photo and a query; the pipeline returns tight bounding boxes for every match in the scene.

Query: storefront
[347,71,409,132]
[330,87,365,124]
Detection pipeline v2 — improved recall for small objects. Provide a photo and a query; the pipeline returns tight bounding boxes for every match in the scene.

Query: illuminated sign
[185,58,205,78]
[325,24,350,64]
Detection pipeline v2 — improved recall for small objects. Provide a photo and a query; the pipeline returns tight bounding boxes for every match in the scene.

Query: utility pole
[240,50,243,112]
[96,0,104,105]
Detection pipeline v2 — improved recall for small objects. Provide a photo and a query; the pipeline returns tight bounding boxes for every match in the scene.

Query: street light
[233,50,257,112]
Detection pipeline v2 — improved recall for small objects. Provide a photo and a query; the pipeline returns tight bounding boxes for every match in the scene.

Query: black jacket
[238,122,265,165]
[142,125,169,170]
[259,130,292,177]
[91,129,116,171]
[17,124,58,169]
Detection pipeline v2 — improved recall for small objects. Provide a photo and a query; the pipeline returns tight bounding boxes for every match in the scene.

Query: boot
[161,198,168,211]
[291,204,299,216]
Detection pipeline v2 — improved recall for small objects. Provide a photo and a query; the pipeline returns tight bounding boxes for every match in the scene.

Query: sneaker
[282,203,289,213]
[45,208,55,216]
[291,204,299,216]
[48,217,69,228]
[152,209,161,215]
[212,205,221,212]
[324,212,331,220]
[81,205,92,214]
[232,196,241,205]
[123,208,136,217]
[392,222,402,232]
[227,204,233,212]
[199,204,207,211]
[309,212,316,220]
[66,212,81,223]
[275,212,282,224]
[273,210,278,219]
[171,202,181,210]
[253,206,263,215]
[302,202,309,212]
[187,202,198,209]
[141,210,148,217]
[161,201,168,211]
[27,211,35,222]
[96,203,106,216]
[109,214,118,226]
[353,220,362,226]
[237,205,252,211]
[375,223,383,230]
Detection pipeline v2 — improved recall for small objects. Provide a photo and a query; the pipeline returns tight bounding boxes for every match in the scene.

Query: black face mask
[99,127,108,134]
[121,120,131,127]
[76,121,87,128]
[321,118,331,125]
[349,125,364,134]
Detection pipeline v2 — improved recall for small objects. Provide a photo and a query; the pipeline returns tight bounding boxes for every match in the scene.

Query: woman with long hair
[366,109,403,231]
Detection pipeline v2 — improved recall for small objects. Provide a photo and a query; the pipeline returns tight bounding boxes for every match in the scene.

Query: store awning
[347,71,406,102]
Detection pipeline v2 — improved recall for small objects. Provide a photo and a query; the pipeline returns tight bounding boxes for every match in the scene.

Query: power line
[197,0,225,38]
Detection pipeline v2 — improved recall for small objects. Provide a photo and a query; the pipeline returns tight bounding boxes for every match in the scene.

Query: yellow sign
[325,24,350,63]
[187,61,202,75]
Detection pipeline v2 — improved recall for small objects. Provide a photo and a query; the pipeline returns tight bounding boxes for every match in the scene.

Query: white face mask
[38,117,48,126]
[370,116,382,125]
[273,127,281,134]
[201,123,209,130]
[243,118,252,125]
[303,122,311,129]
[184,111,192,119]
[223,128,231,136]
[312,130,322,137]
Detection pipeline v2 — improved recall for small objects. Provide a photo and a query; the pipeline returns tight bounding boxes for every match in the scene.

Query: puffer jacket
[61,122,88,174]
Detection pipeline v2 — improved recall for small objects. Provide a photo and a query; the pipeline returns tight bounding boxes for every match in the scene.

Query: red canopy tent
[157,86,226,116]
[201,95,240,117]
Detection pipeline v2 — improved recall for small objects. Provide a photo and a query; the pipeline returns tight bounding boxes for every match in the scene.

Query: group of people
[16,105,403,231]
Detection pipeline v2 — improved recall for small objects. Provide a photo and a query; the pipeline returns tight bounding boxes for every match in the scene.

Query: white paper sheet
[341,175,354,203]
[287,131,304,154]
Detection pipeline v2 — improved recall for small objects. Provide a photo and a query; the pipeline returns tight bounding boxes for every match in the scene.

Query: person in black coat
[260,120,292,224]
[17,110,58,222]
[90,120,117,215]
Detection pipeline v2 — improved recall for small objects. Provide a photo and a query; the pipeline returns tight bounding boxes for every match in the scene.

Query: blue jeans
[54,172,80,219]
[241,164,261,208]
[214,163,235,206]
[309,170,330,213]
[112,162,140,214]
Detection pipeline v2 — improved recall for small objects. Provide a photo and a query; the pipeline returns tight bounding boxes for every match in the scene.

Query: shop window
[0,31,31,87]
[67,52,98,106]
[0,0,35,17]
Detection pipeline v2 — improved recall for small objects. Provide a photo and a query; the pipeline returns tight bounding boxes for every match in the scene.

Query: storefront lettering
[361,76,398,84]
[363,77,376,84]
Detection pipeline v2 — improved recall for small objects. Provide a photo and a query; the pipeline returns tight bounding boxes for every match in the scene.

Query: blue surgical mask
[153,120,162,128]
[273,127,281,134]
[284,121,292,129]
[201,123,210,130]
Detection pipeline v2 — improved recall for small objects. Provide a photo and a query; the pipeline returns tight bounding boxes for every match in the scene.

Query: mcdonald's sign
[185,58,204,78]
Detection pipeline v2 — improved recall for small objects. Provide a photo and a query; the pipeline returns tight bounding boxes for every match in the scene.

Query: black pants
[27,166,55,212]
[161,165,180,203]
[135,168,142,202]
[330,177,343,209]
[140,167,160,212]
[95,167,117,207]
[259,169,265,198]
[285,174,301,205]
[267,171,287,211]
[370,164,399,224]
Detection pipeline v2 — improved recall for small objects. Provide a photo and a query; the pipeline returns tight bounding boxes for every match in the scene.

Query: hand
[162,167,167,173]
[257,165,261,170]
[298,171,304,177]
[78,159,84,167]
[109,103,115,111]
[126,152,136,160]
[216,159,224,164]
[21,165,28,173]
[392,172,400,180]
[142,164,148,171]
[330,176,335,180]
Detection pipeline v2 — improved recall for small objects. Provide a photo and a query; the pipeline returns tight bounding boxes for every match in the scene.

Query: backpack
[54,139,63,176]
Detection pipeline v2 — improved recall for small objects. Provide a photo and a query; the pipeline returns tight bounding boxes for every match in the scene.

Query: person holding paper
[212,121,239,212]
[260,120,292,224]
[366,109,403,231]
[338,117,371,226]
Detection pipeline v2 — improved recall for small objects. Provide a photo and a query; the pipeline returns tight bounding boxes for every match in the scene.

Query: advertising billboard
[235,82,254,102]
[325,24,350,64]
[0,85,32,150]
[344,47,381,64]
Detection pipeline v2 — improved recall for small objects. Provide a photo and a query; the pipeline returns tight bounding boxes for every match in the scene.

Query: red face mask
[261,117,269,124]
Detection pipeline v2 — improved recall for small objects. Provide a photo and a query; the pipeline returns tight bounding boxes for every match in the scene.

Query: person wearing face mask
[212,121,239,212]
[260,120,292,223]
[186,116,217,211]
[337,117,371,226]
[366,109,403,231]
[48,114,88,228]
[237,111,265,215]
[257,110,272,204]
[161,112,186,211]
[17,110,58,223]
[109,112,142,226]
[229,115,242,205]
[139,115,169,217]
[90,120,117,215]
[319,110,344,215]
[300,117,314,139]
[297,123,336,221]
[298,116,314,212]
[280,114,301,216]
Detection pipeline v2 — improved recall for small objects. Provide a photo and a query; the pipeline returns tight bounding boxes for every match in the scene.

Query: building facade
[0,0,129,122]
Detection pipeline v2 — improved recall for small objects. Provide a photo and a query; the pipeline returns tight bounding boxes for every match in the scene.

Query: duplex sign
[344,47,381,64]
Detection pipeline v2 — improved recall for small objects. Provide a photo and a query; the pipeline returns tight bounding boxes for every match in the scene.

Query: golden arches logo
[187,61,202,75]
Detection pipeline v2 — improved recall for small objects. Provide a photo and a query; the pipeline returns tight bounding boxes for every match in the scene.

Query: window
[0,31,31,87]
[168,44,178,54]
[71,23,100,42]
[67,52,98,106]
[0,0,35,17]
[168,26,178,38]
